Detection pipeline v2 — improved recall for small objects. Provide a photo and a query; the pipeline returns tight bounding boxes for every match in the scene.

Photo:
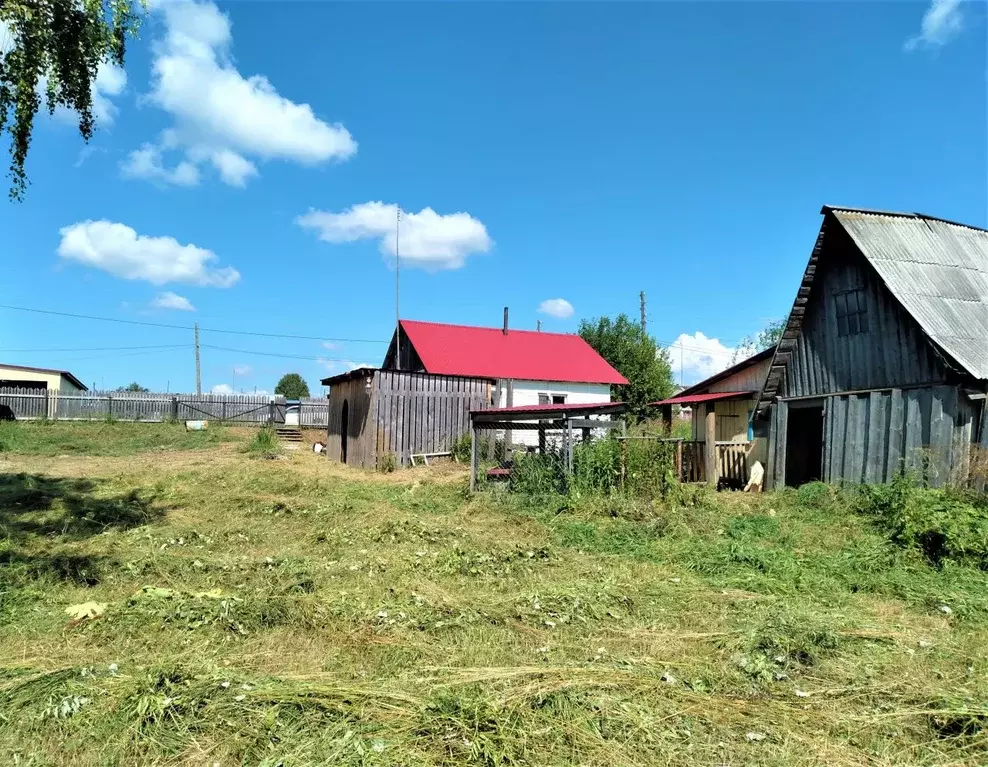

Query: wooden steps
[275,428,303,445]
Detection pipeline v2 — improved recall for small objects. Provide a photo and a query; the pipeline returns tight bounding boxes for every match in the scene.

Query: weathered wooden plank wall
[371,371,492,468]
[783,232,953,399]
[326,374,374,466]
[806,385,978,487]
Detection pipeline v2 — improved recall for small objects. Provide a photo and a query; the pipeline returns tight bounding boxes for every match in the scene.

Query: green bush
[855,476,988,569]
[243,428,280,458]
[379,452,397,473]
[510,452,566,496]
[795,481,833,509]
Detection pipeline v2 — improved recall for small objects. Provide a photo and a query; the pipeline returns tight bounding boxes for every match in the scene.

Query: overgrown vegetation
[243,427,281,458]
[0,422,986,764]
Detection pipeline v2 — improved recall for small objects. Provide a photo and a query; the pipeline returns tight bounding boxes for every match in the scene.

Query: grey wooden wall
[372,371,492,467]
[783,232,952,398]
[326,373,375,467]
[770,386,981,488]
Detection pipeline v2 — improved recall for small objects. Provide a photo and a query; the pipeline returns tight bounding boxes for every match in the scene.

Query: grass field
[0,422,986,765]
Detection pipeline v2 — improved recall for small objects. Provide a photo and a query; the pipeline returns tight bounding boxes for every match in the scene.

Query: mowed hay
[0,421,986,765]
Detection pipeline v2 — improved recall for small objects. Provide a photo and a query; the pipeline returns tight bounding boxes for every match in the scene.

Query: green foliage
[1,0,144,200]
[378,452,397,473]
[510,451,566,496]
[578,314,674,422]
[733,318,786,362]
[244,428,280,458]
[853,476,988,569]
[116,382,150,392]
[452,433,471,463]
[795,481,833,509]
[274,373,311,399]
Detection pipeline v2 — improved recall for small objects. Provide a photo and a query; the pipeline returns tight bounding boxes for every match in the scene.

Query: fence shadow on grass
[0,472,164,541]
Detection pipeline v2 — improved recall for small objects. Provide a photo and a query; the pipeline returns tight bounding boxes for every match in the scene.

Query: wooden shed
[321,368,494,469]
[754,206,988,489]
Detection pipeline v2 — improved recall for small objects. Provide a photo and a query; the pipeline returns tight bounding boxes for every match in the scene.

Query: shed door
[785,401,824,486]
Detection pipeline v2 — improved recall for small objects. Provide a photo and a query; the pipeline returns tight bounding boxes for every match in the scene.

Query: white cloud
[668,332,737,384]
[905,0,964,50]
[123,0,356,187]
[321,340,341,350]
[91,63,127,125]
[232,364,251,376]
[297,202,493,271]
[58,220,240,287]
[151,291,196,311]
[208,149,257,187]
[211,383,234,394]
[538,298,574,319]
[121,143,201,186]
[319,358,375,374]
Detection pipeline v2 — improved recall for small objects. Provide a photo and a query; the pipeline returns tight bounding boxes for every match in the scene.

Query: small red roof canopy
[399,320,628,385]
[653,390,755,406]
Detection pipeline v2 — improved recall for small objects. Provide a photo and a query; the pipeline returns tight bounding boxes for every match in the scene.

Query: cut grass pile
[0,421,986,765]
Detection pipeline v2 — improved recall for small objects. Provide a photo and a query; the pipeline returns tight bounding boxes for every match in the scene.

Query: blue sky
[1,0,984,393]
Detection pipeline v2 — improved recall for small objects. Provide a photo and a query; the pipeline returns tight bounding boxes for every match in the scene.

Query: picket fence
[0,387,329,427]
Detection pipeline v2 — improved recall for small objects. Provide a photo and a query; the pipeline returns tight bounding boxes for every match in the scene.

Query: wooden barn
[321,313,626,468]
[755,206,988,489]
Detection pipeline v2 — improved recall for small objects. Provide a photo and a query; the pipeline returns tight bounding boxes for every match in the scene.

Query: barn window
[552,394,566,405]
[835,288,868,337]
[538,393,550,405]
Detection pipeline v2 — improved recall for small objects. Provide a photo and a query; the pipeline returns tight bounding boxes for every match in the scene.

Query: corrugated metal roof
[399,320,629,385]
[830,208,988,379]
[653,390,755,406]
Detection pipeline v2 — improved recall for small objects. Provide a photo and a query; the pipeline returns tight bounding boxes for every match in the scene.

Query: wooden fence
[0,387,329,427]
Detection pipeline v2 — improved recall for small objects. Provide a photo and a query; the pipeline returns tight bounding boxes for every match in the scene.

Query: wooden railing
[670,439,750,485]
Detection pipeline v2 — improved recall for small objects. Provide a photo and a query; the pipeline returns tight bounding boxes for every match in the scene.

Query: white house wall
[497,380,612,447]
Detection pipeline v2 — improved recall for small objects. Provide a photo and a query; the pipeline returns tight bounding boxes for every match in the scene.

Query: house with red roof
[320,312,626,467]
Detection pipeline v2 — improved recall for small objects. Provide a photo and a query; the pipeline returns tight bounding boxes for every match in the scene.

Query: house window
[835,288,869,337]
[552,394,566,405]
[538,393,550,405]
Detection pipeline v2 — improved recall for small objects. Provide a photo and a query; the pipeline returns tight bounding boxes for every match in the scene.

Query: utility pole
[395,206,401,371]
[639,291,647,337]
[537,319,542,332]
[194,323,201,395]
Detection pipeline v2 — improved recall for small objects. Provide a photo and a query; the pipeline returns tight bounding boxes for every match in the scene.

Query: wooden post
[675,439,684,482]
[505,379,513,449]
[469,423,478,493]
[538,424,547,454]
[705,407,717,487]
[172,396,179,422]
[107,394,113,419]
[566,418,574,474]
[619,418,627,492]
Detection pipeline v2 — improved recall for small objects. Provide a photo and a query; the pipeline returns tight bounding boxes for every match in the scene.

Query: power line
[0,344,188,353]
[202,344,366,363]
[0,303,389,344]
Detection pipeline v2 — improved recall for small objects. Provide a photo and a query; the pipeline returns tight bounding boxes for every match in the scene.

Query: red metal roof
[400,320,628,385]
[653,390,755,406]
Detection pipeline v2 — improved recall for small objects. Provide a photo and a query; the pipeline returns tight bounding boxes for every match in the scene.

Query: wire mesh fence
[469,419,681,497]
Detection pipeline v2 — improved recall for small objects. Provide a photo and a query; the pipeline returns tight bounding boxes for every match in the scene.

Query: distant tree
[578,314,674,422]
[274,373,310,399]
[733,318,786,362]
[116,382,149,392]
[1,0,144,200]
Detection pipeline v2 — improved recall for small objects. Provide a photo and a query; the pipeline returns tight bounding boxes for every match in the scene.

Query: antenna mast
[395,206,401,370]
